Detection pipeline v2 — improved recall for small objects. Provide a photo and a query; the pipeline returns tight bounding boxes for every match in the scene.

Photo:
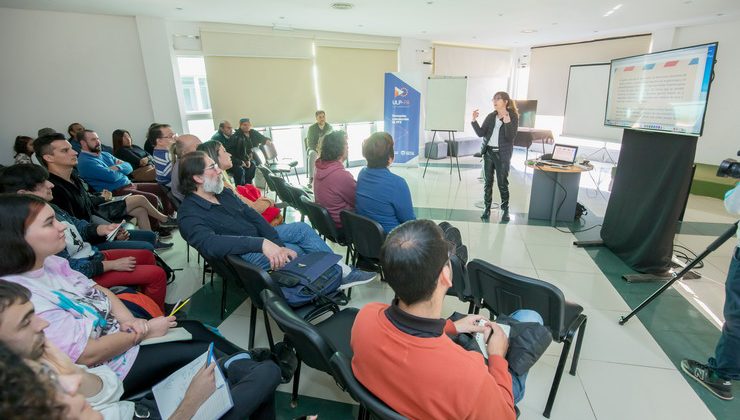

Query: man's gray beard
[203,175,224,194]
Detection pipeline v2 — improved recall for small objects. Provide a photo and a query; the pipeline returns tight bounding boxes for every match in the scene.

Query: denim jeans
[708,246,740,380]
[508,309,544,404]
[240,222,333,270]
[95,229,156,251]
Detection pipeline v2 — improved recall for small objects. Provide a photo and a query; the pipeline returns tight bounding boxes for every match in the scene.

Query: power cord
[539,166,602,234]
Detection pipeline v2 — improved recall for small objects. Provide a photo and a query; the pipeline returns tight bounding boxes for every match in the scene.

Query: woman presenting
[471,91,519,221]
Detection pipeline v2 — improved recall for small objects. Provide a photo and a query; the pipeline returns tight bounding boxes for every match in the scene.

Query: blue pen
[205,342,215,366]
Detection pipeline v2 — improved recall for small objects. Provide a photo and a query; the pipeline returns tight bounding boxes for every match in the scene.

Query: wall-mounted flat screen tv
[604,42,717,136]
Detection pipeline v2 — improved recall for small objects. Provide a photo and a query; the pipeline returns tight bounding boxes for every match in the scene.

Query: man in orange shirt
[351,220,542,419]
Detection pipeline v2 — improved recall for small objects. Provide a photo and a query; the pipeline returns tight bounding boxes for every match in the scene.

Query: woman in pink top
[313,130,356,229]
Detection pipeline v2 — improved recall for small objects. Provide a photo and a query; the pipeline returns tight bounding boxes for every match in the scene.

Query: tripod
[619,221,739,325]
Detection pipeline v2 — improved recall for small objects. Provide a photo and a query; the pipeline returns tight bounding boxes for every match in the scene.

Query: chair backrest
[467,258,567,339]
[260,289,336,373]
[261,142,278,162]
[340,210,385,260]
[284,184,308,215]
[257,165,277,190]
[268,174,293,204]
[328,352,408,420]
[446,252,472,302]
[300,196,343,244]
[226,255,283,310]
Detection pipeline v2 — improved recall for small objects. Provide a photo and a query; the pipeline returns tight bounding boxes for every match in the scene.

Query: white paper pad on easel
[152,350,233,420]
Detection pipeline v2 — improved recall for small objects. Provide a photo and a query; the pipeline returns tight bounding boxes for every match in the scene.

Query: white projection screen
[425,76,468,132]
[562,64,624,143]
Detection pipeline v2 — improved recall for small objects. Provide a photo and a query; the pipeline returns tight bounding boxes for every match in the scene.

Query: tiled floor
[162,148,736,419]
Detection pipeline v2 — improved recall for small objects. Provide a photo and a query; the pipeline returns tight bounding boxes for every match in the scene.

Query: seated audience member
[34,134,173,246]
[225,118,271,185]
[0,168,168,310]
[148,124,176,188]
[112,129,156,182]
[352,220,543,419]
[67,122,85,153]
[0,341,94,420]
[170,134,202,203]
[0,280,282,420]
[314,130,354,229]
[198,140,283,226]
[76,129,177,219]
[0,194,281,404]
[177,151,375,287]
[211,120,234,146]
[13,135,34,165]
[355,132,415,233]
[305,110,333,187]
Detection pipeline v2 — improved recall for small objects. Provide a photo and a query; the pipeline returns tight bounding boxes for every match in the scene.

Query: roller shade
[528,35,651,116]
[204,56,316,127]
[315,46,398,122]
[433,44,510,78]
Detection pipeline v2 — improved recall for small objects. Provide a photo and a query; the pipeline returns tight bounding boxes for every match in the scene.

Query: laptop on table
[540,144,578,167]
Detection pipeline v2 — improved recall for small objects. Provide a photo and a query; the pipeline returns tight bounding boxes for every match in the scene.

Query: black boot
[481,207,491,220]
[501,208,510,222]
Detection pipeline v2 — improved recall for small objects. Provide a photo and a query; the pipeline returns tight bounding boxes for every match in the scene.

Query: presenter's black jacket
[471,110,518,163]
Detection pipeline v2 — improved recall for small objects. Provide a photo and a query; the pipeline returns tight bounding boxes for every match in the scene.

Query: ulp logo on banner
[384,73,420,164]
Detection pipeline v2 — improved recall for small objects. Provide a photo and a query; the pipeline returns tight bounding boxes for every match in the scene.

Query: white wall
[0,8,158,164]
[672,19,740,164]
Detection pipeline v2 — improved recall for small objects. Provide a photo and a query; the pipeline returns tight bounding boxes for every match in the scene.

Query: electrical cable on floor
[540,168,603,234]
[673,244,705,269]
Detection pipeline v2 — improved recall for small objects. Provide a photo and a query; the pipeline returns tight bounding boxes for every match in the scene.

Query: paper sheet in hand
[105,223,123,242]
[99,193,131,206]
[140,327,192,346]
[152,350,233,420]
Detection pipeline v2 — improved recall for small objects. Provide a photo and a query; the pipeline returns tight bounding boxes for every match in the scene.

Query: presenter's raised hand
[472,109,480,121]
[500,110,511,124]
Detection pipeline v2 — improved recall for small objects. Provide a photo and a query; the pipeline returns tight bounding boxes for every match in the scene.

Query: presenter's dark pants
[122,320,242,397]
[708,246,740,380]
[483,147,510,211]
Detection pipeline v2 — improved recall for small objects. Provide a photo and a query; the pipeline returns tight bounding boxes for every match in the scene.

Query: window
[270,126,305,168]
[178,56,214,138]
[346,122,373,162]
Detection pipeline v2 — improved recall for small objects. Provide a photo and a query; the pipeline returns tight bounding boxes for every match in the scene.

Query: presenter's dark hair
[13,136,34,156]
[493,91,519,116]
[362,132,394,168]
[319,130,347,162]
[0,164,49,194]
[0,194,48,276]
[32,134,66,167]
[179,151,207,195]
[196,141,223,168]
[381,220,452,305]
[111,129,131,153]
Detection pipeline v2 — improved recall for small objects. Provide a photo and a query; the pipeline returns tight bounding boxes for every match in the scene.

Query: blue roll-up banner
[384,73,420,164]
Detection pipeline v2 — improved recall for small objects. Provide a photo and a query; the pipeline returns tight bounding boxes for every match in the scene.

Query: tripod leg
[620,222,738,325]
[423,131,437,178]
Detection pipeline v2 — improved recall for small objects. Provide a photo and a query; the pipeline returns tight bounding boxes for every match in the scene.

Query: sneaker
[338,268,378,291]
[160,216,178,228]
[154,240,174,250]
[680,359,734,400]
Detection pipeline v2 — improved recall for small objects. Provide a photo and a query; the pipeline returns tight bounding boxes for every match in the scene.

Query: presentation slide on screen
[605,44,715,135]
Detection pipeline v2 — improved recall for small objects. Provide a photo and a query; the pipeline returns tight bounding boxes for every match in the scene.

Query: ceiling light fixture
[603,3,623,17]
[331,2,354,10]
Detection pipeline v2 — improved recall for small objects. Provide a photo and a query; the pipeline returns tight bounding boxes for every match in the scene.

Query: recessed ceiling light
[521,29,538,33]
[427,1,434,4]
[716,12,724,16]
[331,2,354,10]
[358,24,364,27]
[498,13,504,17]
[279,16,285,19]
[175,7,183,11]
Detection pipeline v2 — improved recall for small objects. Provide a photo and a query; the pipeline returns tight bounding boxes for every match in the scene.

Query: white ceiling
[2,0,739,48]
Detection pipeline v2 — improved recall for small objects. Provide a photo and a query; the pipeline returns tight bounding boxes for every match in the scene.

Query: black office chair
[300,196,351,264]
[284,183,310,222]
[261,289,358,407]
[256,164,279,201]
[200,256,238,320]
[261,142,300,184]
[269,174,307,221]
[340,210,386,277]
[329,352,407,420]
[467,259,587,418]
[446,251,478,314]
[226,255,340,350]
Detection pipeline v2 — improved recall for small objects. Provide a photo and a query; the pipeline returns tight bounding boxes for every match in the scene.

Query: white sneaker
[338,269,378,291]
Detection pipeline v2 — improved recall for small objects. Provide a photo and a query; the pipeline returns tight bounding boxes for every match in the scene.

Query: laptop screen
[551,144,578,163]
